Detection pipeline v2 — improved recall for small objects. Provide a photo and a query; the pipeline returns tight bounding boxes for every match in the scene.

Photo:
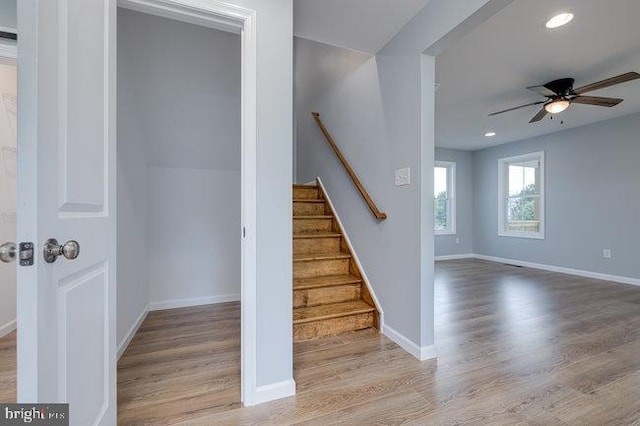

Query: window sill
[435,230,456,236]
[498,231,545,240]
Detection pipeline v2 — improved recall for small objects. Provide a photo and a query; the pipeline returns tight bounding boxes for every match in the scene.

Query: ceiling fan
[489,72,640,123]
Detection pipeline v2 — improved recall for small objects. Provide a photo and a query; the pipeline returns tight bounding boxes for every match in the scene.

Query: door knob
[0,242,16,263]
[43,239,80,263]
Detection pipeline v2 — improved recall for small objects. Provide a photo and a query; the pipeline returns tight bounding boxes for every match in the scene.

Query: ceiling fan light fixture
[546,13,574,29]
[484,132,496,137]
[545,99,570,114]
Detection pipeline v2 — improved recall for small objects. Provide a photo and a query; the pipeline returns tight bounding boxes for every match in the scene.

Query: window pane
[507,196,540,232]
[434,167,447,197]
[434,196,448,230]
[508,164,538,197]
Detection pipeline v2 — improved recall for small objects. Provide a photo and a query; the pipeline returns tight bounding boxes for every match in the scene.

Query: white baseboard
[148,294,241,311]
[474,254,640,287]
[0,319,16,339]
[117,307,149,360]
[382,324,436,361]
[246,378,296,406]
[435,254,475,261]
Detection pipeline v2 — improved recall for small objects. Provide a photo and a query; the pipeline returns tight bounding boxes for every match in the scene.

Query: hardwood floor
[169,259,639,425]
[5,258,640,424]
[117,303,241,424]
[0,330,16,403]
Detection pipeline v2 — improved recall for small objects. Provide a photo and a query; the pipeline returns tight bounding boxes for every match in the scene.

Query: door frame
[119,0,259,404]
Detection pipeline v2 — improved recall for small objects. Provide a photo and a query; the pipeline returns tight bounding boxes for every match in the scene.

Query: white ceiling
[435,0,640,150]
[293,0,430,54]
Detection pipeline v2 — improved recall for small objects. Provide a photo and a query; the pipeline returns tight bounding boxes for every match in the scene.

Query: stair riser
[293,202,325,216]
[293,218,333,234]
[293,312,374,341]
[293,284,361,308]
[293,187,319,199]
[293,258,350,279]
[293,237,341,255]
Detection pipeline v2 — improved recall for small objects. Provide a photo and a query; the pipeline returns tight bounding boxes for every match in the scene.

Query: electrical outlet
[602,249,612,259]
[455,238,461,244]
[394,167,411,187]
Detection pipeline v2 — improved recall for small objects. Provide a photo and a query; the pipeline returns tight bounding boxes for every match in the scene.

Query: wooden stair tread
[293,184,317,188]
[294,274,362,290]
[293,253,350,262]
[293,215,333,219]
[293,301,375,324]
[293,233,341,239]
[293,199,325,203]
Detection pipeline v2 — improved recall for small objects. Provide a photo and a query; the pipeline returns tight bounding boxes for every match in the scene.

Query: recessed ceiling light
[546,13,574,29]
[485,132,496,138]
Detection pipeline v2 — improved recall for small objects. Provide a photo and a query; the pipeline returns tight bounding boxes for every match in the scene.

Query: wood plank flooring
[0,330,16,403]
[170,259,640,425]
[117,303,241,424]
[4,258,640,425]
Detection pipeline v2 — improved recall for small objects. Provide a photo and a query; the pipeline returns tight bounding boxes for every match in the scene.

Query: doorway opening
[115,7,242,423]
[0,46,17,403]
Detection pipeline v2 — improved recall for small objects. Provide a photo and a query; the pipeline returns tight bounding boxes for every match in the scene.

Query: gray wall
[434,148,474,256]
[295,37,435,348]
[473,112,640,279]
[0,62,16,337]
[0,0,16,30]
[118,9,241,313]
[116,11,149,347]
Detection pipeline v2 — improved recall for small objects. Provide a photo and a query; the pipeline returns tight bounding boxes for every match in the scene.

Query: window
[498,151,545,239]
[434,161,456,235]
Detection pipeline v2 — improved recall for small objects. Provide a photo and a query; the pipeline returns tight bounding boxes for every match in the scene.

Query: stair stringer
[315,177,384,331]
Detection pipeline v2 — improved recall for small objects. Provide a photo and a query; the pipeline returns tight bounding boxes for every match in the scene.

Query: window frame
[497,151,545,239]
[434,160,456,235]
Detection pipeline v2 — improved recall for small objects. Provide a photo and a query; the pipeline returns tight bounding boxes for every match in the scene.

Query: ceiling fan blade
[529,107,548,123]
[527,85,557,97]
[488,101,545,116]
[573,72,640,95]
[571,96,623,107]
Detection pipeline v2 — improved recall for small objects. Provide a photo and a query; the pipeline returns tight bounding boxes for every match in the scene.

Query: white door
[17,1,116,425]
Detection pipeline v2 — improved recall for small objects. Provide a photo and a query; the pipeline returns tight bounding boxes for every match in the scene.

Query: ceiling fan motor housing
[544,78,575,97]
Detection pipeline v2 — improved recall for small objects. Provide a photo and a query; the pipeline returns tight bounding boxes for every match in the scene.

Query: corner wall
[473,112,640,280]
[295,37,435,352]
[434,148,474,257]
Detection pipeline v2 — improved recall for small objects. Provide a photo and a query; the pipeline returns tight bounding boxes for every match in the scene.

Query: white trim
[0,319,16,339]
[117,307,148,360]
[0,25,17,35]
[0,41,17,60]
[116,0,261,406]
[316,177,384,329]
[435,254,474,261]
[148,294,241,311]
[473,254,640,287]
[118,0,245,33]
[382,324,436,361]
[250,379,296,406]
[497,151,545,240]
[434,161,456,235]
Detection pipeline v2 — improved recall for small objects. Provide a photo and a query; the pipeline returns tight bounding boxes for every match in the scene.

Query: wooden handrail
[311,112,387,220]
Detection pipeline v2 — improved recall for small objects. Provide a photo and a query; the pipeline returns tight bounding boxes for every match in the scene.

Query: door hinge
[19,242,34,266]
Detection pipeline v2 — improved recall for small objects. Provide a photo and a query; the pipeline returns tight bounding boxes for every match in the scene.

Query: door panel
[61,0,106,213]
[18,0,116,424]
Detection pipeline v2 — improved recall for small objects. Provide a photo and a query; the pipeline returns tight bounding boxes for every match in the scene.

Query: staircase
[292,183,379,341]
